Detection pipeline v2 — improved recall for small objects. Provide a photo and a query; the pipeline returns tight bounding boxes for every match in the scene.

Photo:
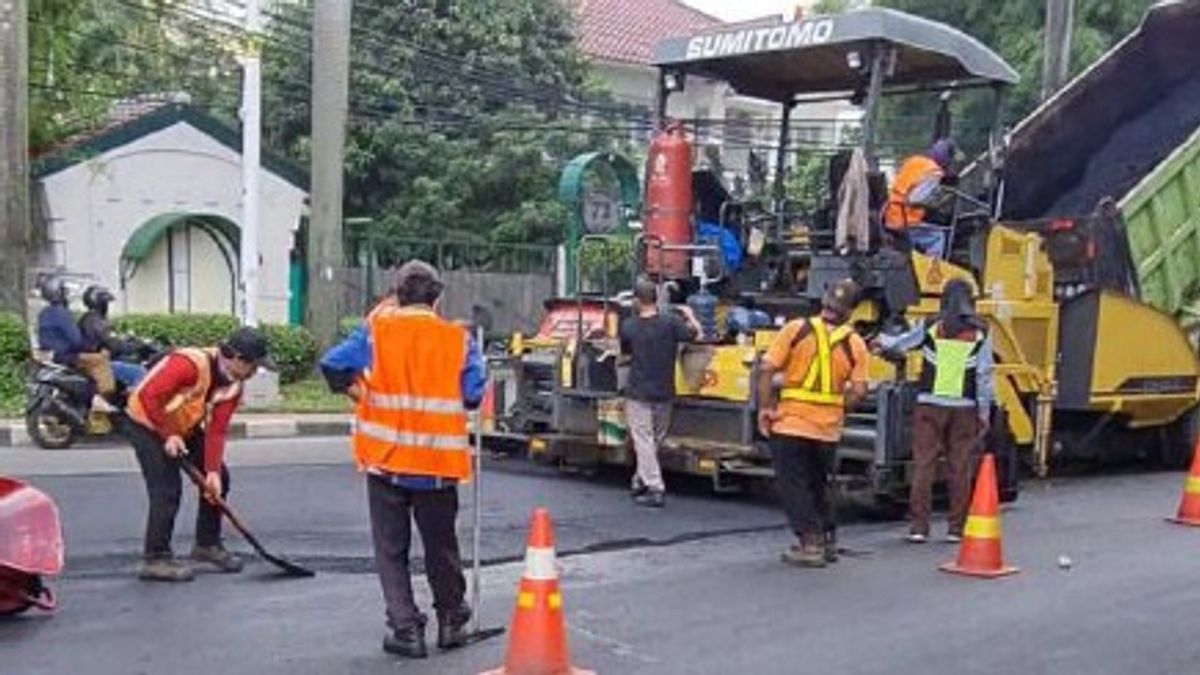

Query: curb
[2,416,354,448]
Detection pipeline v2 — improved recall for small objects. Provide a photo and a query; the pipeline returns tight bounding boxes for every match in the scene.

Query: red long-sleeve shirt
[136,353,242,472]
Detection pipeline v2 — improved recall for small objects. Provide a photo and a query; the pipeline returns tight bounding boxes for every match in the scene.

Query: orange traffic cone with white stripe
[940,454,1019,578]
[1167,439,1200,526]
[480,508,594,675]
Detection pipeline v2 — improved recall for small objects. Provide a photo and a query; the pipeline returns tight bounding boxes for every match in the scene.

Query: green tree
[262,0,639,256]
[28,0,240,150]
[874,0,1154,157]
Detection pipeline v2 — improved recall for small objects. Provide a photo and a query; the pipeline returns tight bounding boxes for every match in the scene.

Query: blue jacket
[37,304,85,365]
[321,319,487,490]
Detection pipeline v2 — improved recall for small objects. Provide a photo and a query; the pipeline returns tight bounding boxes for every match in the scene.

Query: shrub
[0,312,30,366]
[112,314,239,348]
[260,324,319,384]
[112,314,318,384]
[0,313,30,415]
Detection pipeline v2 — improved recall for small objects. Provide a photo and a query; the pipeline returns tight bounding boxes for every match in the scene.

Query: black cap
[223,327,275,370]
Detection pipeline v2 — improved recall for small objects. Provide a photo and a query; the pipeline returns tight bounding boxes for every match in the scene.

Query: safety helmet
[39,278,68,305]
[821,278,860,320]
[82,285,115,312]
[939,279,975,319]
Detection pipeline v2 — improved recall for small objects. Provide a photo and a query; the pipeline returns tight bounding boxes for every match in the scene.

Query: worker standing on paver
[619,278,702,508]
[757,279,869,567]
[874,279,995,543]
[883,138,957,257]
[124,327,271,581]
[320,260,485,660]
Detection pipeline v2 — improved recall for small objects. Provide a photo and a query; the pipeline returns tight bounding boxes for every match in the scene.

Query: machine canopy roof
[653,7,1019,102]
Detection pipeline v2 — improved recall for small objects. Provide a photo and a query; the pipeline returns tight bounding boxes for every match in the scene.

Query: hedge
[112,314,318,384]
[0,313,29,415]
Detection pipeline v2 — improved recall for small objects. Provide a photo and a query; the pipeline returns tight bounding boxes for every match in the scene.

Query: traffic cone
[1167,439,1200,526]
[940,454,1019,578]
[480,508,594,675]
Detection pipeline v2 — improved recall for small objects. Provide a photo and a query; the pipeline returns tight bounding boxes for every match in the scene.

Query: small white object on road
[1058,555,1073,569]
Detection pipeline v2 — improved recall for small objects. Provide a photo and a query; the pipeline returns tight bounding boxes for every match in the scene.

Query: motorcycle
[25,341,164,450]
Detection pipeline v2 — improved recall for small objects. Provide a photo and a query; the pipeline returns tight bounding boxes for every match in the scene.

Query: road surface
[2,437,1197,674]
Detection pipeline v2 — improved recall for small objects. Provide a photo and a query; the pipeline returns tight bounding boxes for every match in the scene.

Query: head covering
[821,279,860,322]
[928,138,956,172]
[39,278,68,306]
[392,259,444,307]
[82,285,114,314]
[939,279,976,336]
[222,327,275,369]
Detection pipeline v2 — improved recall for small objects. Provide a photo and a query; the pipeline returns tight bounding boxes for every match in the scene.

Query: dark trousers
[367,474,467,632]
[770,435,837,541]
[128,422,229,559]
[909,404,979,536]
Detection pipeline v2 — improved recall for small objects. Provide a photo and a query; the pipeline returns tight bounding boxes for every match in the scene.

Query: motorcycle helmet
[82,285,114,314]
[39,278,68,305]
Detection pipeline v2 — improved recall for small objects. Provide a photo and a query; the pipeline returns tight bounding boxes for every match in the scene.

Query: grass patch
[260,376,352,414]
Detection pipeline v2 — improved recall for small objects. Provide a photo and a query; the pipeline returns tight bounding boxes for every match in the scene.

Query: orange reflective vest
[353,306,472,480]
[884,155,943,231]
[778,317,855,406]
[127,348,242,437]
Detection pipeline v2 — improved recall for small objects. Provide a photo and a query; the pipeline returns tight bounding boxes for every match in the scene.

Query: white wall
[37,121,307,323]
[590,58,859,187]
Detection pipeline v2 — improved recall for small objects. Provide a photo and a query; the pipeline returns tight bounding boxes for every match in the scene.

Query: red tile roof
[572,0,721,66]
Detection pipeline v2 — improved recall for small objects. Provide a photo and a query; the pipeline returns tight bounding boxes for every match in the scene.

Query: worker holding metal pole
[320,260,486,660]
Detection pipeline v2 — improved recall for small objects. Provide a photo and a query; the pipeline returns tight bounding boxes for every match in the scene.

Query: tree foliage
[28,0,240,151]
[872,0,1154,157]
[263,0,638,253]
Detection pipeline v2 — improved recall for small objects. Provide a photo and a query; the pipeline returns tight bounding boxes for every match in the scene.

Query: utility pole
[0,0,30,318]
[1041,0,1075,101]
[309,0,351,346]
[240,0,262,326]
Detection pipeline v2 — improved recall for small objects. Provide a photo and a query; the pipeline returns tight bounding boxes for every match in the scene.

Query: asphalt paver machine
[486,7,1200,504]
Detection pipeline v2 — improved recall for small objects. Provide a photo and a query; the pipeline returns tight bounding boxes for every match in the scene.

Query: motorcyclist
[79,285,146,388]
[36,279,85,368]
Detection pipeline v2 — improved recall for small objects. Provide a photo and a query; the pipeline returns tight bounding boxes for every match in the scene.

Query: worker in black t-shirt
[618,279,701,508]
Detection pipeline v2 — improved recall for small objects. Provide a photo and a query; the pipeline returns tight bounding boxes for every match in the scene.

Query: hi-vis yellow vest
[779,317,854,406]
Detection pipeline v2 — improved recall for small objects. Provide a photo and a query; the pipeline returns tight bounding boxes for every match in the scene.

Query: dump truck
[993,0,1200,467]
[998,0,1200,345]
[484,5,1200,503]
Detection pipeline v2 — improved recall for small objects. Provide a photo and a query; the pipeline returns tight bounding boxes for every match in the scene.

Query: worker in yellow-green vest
[873,279,995,544]
[758,279,869,568]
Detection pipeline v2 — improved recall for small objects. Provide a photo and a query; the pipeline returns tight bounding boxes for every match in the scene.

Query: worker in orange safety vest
[321,260,485,660]
[883,138,957,257]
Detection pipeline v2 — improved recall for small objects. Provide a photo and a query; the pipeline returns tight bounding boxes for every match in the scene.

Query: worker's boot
[138,557,195,582]
[781,537,826,568]
[630,476,648,499]
[436,605,473,650]
[823,531,839,564]
[191,544,244,574]
[634,489,666,508]
[383,624,428,659]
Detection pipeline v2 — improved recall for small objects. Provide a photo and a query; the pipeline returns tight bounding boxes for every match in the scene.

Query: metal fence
[337,237,560,336]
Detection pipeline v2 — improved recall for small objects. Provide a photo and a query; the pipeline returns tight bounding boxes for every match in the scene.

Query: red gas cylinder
[643,122,694,278]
